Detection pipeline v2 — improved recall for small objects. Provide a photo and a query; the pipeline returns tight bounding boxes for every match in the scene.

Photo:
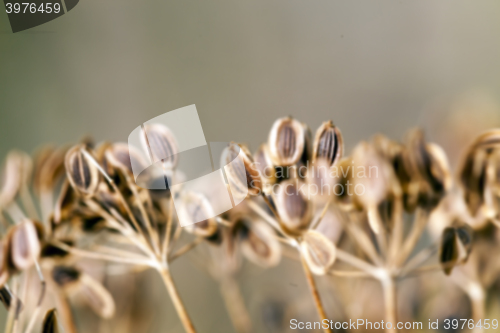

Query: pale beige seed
[65,145,100,198]
[104,142,148,176]
[300,230,336,275]
[181,192,218,238]
[240,220,281,268]
[253,144,276,185]
[312,121,343,167]
[78,273,116,319]
[8,220,41,271]
[0,150,32,208]
[0,241,8,288]
[222,143,262,197]
[142,123,179,168]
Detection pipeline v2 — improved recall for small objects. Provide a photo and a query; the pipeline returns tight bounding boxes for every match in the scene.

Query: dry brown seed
[142,123,178,168]
[300,230,336,275]
[440,227,459,275]
[52,266,81,287]
[274,179,313,235]
[312,121,343,167]
[42,308,59,333]
[222,143,262,197]
[53,180,76,225]
[268,117,307,166]
[181,192,219,238]
[253,144,277,186]
[0,150,32,208]
[79,273,116,319]
[7,220,41,271]
[239,220,281,268]
[65,145,100,198]
[0,286,12,310]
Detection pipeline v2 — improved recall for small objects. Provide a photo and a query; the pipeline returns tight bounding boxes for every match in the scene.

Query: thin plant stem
[300,255,332,333]
[395,209,428,267]
[169,238,203,263]
[381,275,398,333]
[157,267,197,333]
[162,197,175,263]
[219,276,252,333]
[311,197,333,230]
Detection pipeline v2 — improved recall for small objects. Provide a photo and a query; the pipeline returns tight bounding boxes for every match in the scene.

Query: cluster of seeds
[0,117,499,333]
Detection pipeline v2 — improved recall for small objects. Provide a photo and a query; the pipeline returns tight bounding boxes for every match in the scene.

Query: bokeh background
[1,0,500,332]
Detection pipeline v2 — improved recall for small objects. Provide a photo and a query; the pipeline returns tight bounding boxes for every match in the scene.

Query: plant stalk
[300,255,331,333]
[158,267,197,333]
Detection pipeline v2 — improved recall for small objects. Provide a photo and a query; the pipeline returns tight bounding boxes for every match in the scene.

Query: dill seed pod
[142,124,178,169]
[439,222,473,275]
[42,309,59,333]
[300,230,336,275]
[65,145,100,198]
[6,220,42,272]
[222,143,262,197]
[274,179,313,235]
[104,142,148,177]
[404,129,451,209]
[253,144,277,186]
[312,121,343,167]
[0,150,32,208]
[33,146,66,195]
[181,192,219,237]
[237,219,281,268]
[268,117,307,166]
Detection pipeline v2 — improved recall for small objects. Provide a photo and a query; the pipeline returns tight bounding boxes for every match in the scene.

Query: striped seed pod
[312,121,343,167]
[6,220,42,272]
[253,144,277,186]
[300,230,336,275]
[141,124,179,169]
[181,192,219,238]
[439,222,473,275]
[65,145,100,198]
[268,117,308,167]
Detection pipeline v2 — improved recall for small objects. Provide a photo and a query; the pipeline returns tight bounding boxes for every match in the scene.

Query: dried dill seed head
[142,123,179,168]
[274,179,313,236]
[65,145,100,198]
[312,120,343,167]
[233,217,281,268]
[268,117,308,167]
[42,308,59,333]
[221,143,262,197]
[439,222,473,275]
[300,230,336,275]
[5,219,42,272]
[0,150,32,208]
[253,144,277,186]
[181,192,219,238]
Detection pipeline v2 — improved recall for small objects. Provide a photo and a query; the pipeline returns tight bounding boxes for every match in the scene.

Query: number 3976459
[5,3,61,14]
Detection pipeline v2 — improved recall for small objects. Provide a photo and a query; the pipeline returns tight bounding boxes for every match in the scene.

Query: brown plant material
[221,143,262,197]
[0,150,32,208]
[42,308,60,333]
[6,219,42,272]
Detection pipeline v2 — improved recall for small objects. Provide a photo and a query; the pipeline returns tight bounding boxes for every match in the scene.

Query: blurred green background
[1,0,500,332]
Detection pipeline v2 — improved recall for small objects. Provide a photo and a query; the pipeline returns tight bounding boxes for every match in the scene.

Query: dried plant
[0,116,500,333]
